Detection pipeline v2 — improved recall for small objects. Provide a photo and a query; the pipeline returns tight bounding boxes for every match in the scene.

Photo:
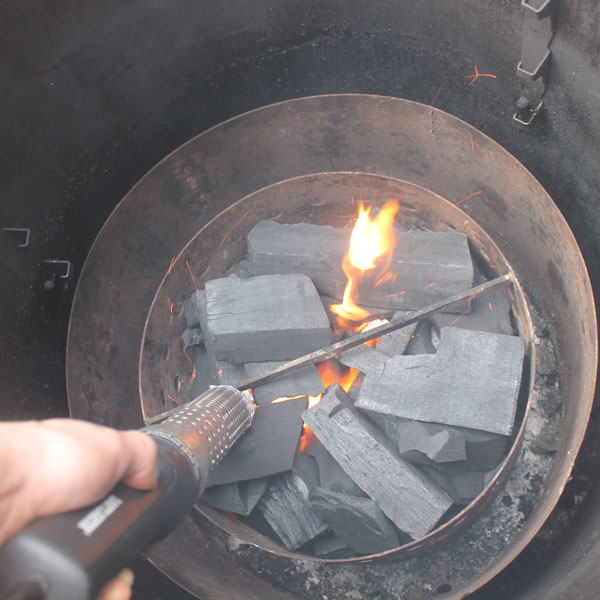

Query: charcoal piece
[202,482,246,514]
[181,326,204,347]
[244,361,325,405]
[404,320,437,355]
[214,360,245,387]
[417,462,486,505]
[338,344,387,376]
[247,220,350,298]
[293,451,320,490]
[376,311,418,356]
[207,396,307,486]
[430,286,513,342]
[241,506,286,542]
[449,470,486,505]
[462,428,508,470]
[258,472,328,550]
[200,273,332,364]
[201,478,269,515]
[369,413,504,469]
[184,296,200,328]
[309,488,400,554]
[338,318,390,375]
[247,221,474,312]
[413,428,466,463]
[433,461,488,504]
[303,433,365,497]
[356,327,525,435]
[417,464,457,502]
[347,377,364,402]
[243,477,271,513]
[368,415,466,464]
[232,259,255,279]
[302,385,453,539]
[191,290,228,383]
[314,533,352,559]
[365,230,473,311]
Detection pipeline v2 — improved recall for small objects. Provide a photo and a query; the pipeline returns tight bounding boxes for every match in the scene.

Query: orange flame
[330,199,400,326]
[299,424,319,453]
[299,360,359,424]
[316,359,359,393]
[300,360,360,438]
[272,201,400,424]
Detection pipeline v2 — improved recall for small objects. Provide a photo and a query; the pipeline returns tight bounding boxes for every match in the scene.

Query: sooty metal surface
[66,95,596,598]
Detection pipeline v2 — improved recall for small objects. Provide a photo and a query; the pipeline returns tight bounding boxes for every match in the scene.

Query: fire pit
[66,95,596,598]
[140,171,530,560]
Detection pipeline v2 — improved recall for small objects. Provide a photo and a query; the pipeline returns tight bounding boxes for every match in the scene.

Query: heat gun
[0,385,254,600]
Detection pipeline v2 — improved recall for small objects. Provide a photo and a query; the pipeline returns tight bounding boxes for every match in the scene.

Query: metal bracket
[514,0,558,125]
[513,99,544,125]
[43,259,72,279]
[517,49,551,81]
[0,229,74,291]
[0,228,35,280]
[1,227,30,247]
[41,259,73,291]
[522,0,555,19]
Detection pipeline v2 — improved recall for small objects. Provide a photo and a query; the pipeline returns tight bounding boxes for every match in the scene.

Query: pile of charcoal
[181,219,525,558]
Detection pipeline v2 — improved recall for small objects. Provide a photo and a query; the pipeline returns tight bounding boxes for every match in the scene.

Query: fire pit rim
[138,170,534,562]
[65,94,597,598]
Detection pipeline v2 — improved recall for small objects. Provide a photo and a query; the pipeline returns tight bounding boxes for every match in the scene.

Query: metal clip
[43,259,72,279]
[517,49,551,81]
[1,228,30,247]
[513,99,544,126]
[514,0,556,126]
[521,0,556,19]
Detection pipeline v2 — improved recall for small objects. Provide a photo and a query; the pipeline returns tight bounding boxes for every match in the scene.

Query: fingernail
[118,568,135,587]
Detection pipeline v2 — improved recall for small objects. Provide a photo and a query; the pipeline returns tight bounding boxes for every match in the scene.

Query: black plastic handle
[0,439,198,600]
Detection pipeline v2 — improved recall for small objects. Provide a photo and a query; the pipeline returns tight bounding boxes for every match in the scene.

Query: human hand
[0,419,157,600]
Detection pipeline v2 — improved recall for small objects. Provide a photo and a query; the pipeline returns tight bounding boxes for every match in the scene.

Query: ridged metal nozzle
[144,386,254,494]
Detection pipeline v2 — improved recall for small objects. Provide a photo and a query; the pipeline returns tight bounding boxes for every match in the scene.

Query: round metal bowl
[66,95,596,599]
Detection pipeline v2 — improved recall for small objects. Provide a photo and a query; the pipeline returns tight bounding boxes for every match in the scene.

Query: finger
[38,420,158,491]
[16,421,157,523]
[119,431,158,490]
[97,569,134,600]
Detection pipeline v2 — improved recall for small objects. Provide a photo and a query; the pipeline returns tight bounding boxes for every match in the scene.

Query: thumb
[97,569,134,600]
[119,431,158,490]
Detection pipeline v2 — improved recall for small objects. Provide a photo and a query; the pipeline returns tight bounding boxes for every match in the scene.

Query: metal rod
[145,274,514,425]
[237,273,513,390]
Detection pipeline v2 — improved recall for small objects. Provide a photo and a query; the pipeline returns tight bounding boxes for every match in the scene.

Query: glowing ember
[317,359,359,393]
[271,394,306,404]
[307,395,321,409]
[298,424,319,453]
[359,319,386,348]
[331,199,400,325]
[300,360,360,426]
